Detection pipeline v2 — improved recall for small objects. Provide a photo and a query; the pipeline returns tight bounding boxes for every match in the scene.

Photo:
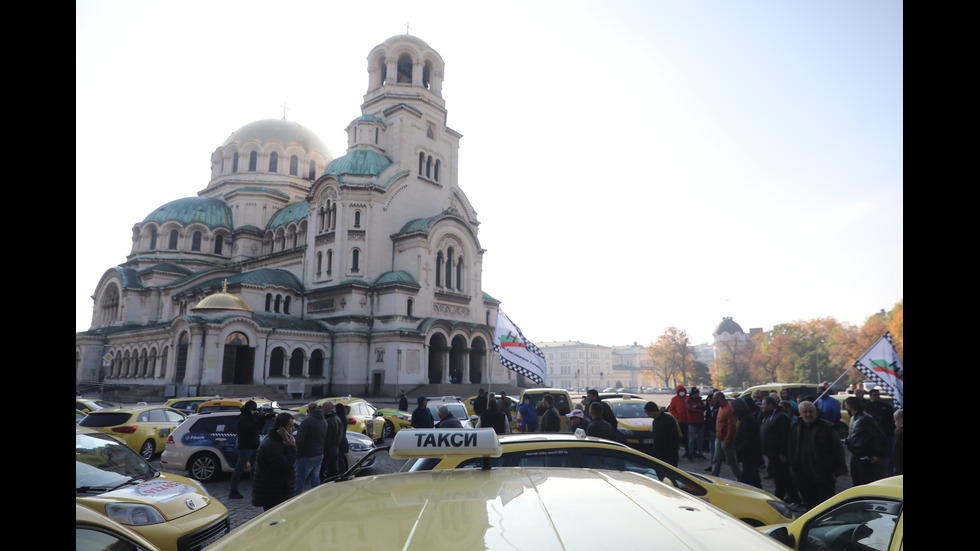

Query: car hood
[206,468,788,550]
[77,472,215,522]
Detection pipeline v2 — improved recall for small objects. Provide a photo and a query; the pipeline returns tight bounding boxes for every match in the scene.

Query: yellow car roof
[209,449,787,550]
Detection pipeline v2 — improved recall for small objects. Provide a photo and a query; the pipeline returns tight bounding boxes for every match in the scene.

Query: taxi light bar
[389,428,502,461]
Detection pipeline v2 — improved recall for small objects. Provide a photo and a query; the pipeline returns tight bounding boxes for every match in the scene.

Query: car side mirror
[765,526,794,547]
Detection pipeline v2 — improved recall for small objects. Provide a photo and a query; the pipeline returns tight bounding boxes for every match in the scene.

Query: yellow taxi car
[76,397,119,413]
[289,397,385,443]
[196,397,278,414]
[517,388,574,432]
[77,502,162,551]
[465,393,519,432]
[374,406,412,438]
[202,429,789,550]
[605,397,654,447]
[400,432,796,526]
[76,427,230,551]
[163,396,219,415]
[78,404,186,459]
[759,475,903,550]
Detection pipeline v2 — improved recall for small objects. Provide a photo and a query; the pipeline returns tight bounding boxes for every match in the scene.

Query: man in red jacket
[669,385,690,458]
[708,391,741,479]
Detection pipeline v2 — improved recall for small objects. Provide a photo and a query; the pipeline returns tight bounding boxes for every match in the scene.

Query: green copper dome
[322,150,392,177]
[142,197,232,229]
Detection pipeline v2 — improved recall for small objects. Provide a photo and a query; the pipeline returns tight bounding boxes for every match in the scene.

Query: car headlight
[766,499,795,519]
[348,441,374,452]
[105,502,166,526]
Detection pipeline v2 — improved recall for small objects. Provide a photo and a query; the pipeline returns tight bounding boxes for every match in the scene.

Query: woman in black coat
[251,412,297,511]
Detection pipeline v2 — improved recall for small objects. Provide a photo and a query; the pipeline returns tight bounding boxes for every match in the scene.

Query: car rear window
[610,401,647,419]
[188,416,238,433]
[78,412,132,427]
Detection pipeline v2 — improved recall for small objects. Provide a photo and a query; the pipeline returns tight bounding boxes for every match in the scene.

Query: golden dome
[192,280,252,313]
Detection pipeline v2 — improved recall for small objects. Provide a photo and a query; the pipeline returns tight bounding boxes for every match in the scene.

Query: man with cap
[645,401,680,467]
[567,408,590,434]
[411,396,434,428]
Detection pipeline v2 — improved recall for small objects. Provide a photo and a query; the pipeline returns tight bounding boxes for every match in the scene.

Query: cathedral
[75,35,515,398]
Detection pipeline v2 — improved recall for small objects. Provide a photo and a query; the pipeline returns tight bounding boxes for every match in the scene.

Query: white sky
[76,0,903,346]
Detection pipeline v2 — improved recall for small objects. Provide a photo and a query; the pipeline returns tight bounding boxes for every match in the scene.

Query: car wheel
[189,452,220,482]
[383,420,395,439]
[139,439,156,460]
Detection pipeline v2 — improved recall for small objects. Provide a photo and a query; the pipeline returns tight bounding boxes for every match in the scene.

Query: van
[517,388,573,432]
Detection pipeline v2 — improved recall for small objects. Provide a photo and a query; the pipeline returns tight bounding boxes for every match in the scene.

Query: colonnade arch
[426,331,491,385]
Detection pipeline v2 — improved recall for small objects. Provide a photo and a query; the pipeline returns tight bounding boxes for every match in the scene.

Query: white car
[416,396,475,428]
[161,411,375,482]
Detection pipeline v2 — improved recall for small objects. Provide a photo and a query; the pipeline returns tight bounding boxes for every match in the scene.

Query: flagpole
[816,366,855,402]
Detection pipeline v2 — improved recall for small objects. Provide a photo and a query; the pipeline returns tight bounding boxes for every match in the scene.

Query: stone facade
[75,35,519,398]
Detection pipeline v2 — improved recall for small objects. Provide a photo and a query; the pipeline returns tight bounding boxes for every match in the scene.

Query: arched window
[445,247,454,289]
[326,249,333,274]
[232,153,239,173]
[270,347,285,377]
[375,128,379,144]
[434,160,440,182]
[309,160,316,180]
[168,229,179,249]
[436,251,443,287]
[191,231,202,251]
[274,295,282,313]
[289,349,304,377]
[351,249,360,272]
[354,211,361,228]
[289,155,298,176]
[426,156,431,178]
[316,252,322,275]
[265,293,272,312]
[148,228,157,250]
[310,350,325,377]
[214,235,223,255]
[397,53,412,83]
[456,256,463,291]
[248,151,257,171]
[407,298,414,317]
[419,152,425,175]
[269,152,278,172]
[283,296,291,314]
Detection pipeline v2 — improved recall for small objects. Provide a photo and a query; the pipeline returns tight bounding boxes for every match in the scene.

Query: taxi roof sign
[389,428,502,461]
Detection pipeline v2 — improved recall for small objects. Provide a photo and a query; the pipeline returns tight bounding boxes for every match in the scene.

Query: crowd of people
[658,384,903,511]
[237,383,903,513]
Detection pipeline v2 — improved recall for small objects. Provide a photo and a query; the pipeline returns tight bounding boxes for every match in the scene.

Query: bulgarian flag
[852,332,903,409]
[493,308,547,385]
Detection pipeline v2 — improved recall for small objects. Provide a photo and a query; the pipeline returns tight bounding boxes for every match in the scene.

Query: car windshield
[609,401,647,419]
[428,403,469,419]
[76,432,156,492]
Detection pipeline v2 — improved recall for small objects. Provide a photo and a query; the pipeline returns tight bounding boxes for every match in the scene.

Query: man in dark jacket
[252,412,297,511]
[539,394,561,432]
[844,396,888,486]
[585,402,620,441]
[230,400,267,499]
[398,390,409,412]
[294,402,328,495]
[473,389,488,416]
[411,396,434,428]
[733,396,763,488]
[479,395,508,434]
[585,389,618,429]
[321,401,345,478]
[760,395,799,503]
[644,401,680,467]
[789,401,847,510]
